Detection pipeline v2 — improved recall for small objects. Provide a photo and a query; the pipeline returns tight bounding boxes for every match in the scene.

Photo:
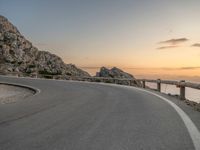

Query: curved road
[0,76,199,150]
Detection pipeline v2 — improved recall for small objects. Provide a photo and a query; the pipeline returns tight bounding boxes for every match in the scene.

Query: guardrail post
[157,79,161,92]
[142,80,145,88]
[179,80,186,100]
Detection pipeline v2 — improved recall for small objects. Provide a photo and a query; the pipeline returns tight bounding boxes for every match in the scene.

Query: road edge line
[125,86,200,150]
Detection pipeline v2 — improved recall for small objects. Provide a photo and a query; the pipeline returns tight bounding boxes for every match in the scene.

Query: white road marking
[125,86,200,150]
[90,82,200,150]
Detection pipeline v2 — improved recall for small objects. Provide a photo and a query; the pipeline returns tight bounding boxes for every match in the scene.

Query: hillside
[0,15,90,78]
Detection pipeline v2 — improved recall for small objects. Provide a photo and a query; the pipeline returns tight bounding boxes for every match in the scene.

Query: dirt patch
[0,84,35,104]
[166,93,200,112]
[184,99,200,112]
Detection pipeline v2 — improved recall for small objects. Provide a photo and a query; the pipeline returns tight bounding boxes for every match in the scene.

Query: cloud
[122,67,200,71]
[159,38,189,45]
[179,67,200,70]
[191,43,200,47]
[161,67,200,70]
[157,46,178,50]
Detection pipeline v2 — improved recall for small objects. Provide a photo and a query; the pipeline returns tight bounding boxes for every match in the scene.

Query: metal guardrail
[84,78,200,100]
[138,79,200,100]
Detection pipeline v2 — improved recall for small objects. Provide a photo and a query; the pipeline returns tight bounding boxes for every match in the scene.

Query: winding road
[0,76,199,150]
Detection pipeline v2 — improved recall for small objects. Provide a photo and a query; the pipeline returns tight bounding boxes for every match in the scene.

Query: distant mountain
[96,67,135,79]
[0,15,90,78]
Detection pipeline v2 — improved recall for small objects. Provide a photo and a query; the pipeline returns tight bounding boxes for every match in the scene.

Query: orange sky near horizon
[82,67,200,77]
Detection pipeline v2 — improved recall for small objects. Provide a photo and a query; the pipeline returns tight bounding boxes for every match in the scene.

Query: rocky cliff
[0,15,90,78]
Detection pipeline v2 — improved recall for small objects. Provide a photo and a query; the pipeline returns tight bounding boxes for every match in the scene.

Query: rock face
[65,64,90,77]
[0,15,90,78]
[96,67,134,79]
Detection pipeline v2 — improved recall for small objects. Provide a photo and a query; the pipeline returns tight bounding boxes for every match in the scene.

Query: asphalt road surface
[0,76,199,150]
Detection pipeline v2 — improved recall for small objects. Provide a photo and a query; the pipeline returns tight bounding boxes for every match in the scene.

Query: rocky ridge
[0,15,90,78]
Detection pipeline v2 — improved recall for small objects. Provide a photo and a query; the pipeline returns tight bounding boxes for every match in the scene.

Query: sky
[1,0,200,78]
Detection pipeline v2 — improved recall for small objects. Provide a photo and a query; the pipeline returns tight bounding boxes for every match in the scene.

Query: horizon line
[79,66,200,70]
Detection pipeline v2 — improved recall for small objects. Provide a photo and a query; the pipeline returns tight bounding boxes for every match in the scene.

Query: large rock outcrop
[95,67,141,86]
[96,67,134,79]
[0,15,90,78]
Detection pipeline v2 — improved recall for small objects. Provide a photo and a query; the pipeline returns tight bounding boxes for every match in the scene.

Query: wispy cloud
[179,67,200,70]
[157,46,178,50]
[191,43,200,47]
[161,67,200,70]
[86,66,200,70]
[159,38,189,45]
